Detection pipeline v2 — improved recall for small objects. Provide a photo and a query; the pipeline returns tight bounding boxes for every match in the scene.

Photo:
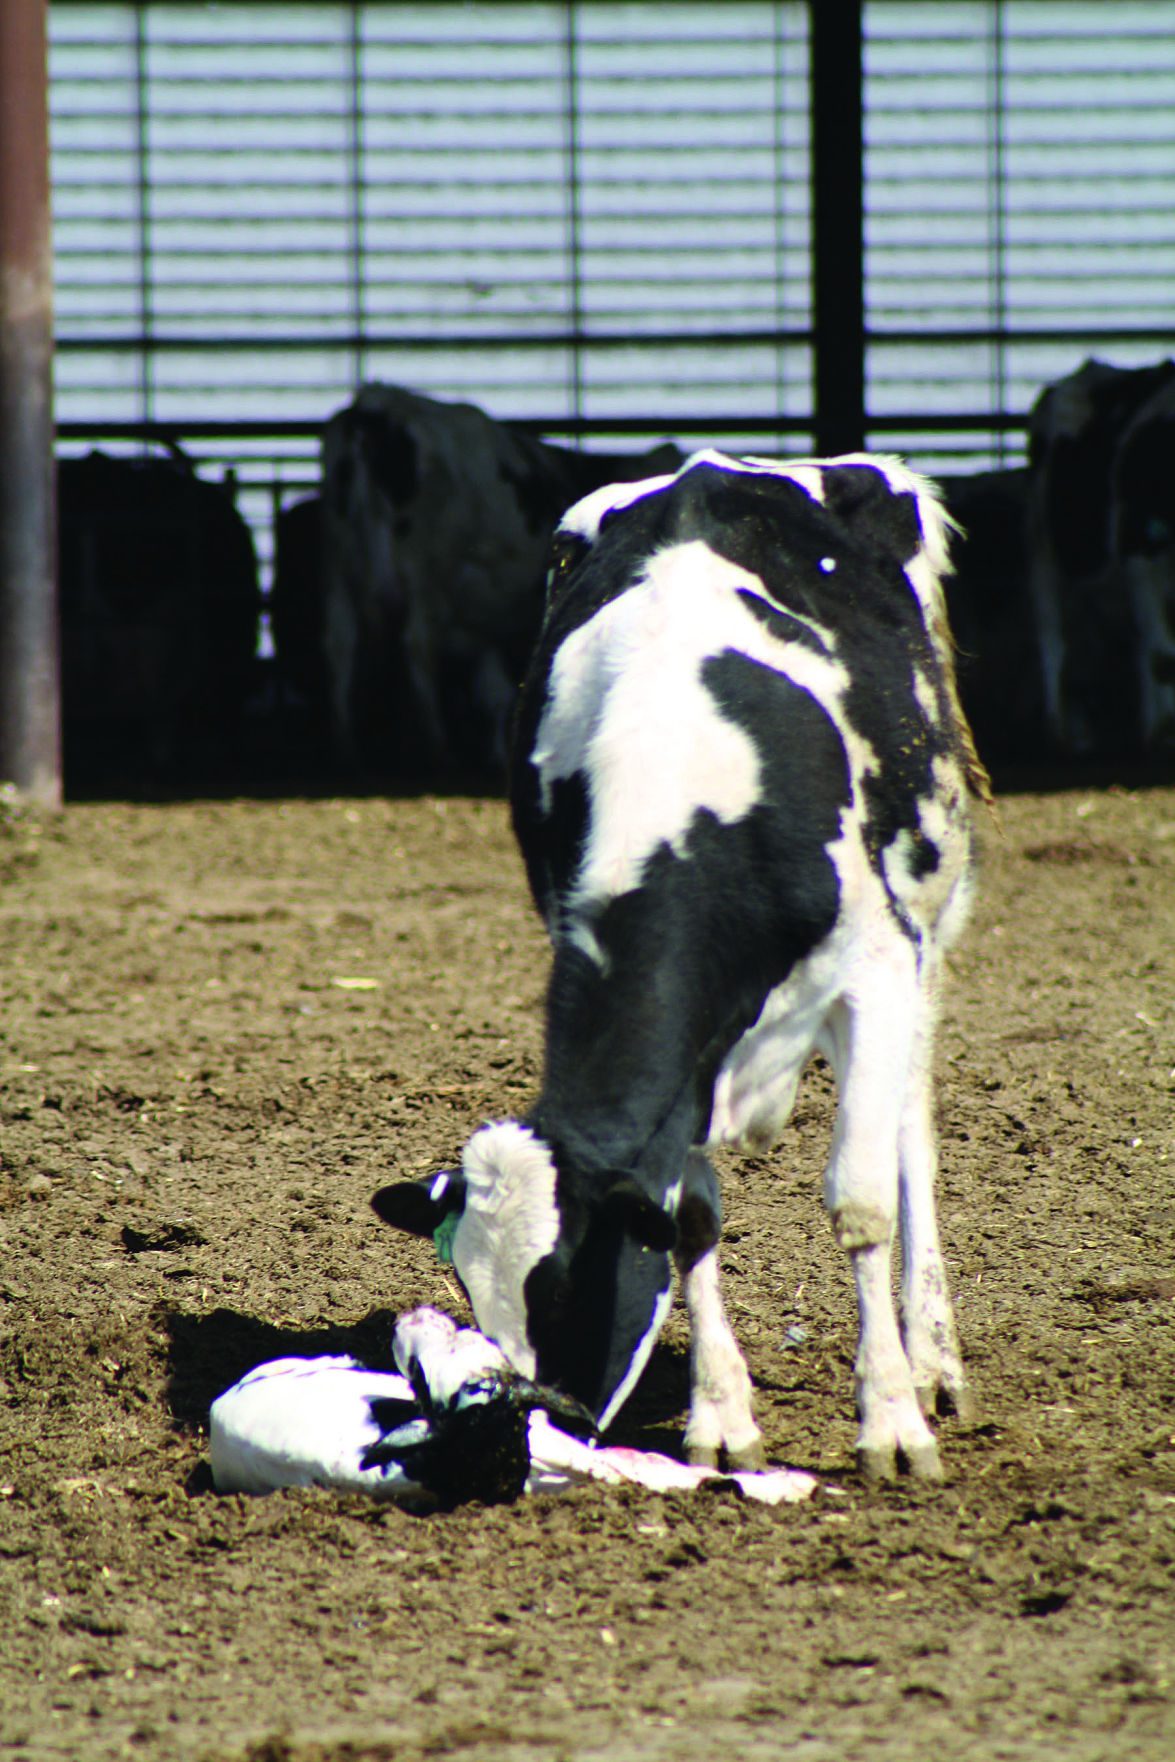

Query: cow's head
[372,1120,705,1428]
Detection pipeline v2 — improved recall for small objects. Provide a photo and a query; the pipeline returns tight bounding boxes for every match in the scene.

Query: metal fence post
[0,0,61,808]
[810,0,865,458]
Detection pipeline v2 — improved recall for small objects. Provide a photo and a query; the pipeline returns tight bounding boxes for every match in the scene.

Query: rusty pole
[0,0,61,807]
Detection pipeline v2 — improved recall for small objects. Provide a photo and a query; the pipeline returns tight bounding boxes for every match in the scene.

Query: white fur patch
[556,470,681,545]
[911,666,939,725]
[451,1122,561,1380]
[532,538,858,917]
[533,542,765,902]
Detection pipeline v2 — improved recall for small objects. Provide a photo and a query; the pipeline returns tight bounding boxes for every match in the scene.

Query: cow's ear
[371,1172,466,1239]
[603,1180,679,1253]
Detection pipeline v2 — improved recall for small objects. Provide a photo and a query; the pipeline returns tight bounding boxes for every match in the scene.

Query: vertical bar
[348,1,365,387]
[772,3,789,449]
[810,0,865,457]
[987,0,1007,465]
[134,1,153,426]
[0,0,61,807]
[564,1,584,433]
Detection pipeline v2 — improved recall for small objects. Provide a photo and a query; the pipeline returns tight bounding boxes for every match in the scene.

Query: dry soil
[0,779,1173,1761]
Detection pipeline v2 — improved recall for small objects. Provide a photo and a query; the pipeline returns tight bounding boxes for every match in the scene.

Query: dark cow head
[373,1121,714,1428]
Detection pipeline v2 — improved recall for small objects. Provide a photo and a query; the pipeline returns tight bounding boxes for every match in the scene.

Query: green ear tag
[433,1209,460,1266]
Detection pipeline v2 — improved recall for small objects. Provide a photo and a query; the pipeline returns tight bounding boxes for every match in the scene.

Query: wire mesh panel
[864,0,1175,470]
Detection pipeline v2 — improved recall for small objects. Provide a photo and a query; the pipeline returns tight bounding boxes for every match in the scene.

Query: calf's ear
[371,1171,466,1238]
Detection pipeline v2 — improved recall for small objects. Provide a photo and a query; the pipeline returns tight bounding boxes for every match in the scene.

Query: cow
[374,448,989,1482]
[269,491,327,717]
[936,467,1046,765]
[1110,370,1175,749]
[56,447,260,779]
[1026,357,1175,755]
[319,382,681,775]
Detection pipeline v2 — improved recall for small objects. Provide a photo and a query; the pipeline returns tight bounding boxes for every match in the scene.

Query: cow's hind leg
[676,1151,763,1471]
[898,961,972,1425]
[823,966,943,1482]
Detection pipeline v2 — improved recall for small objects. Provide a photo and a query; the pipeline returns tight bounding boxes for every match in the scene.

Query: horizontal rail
[55,324,1175,354]
[55,410,1033,446]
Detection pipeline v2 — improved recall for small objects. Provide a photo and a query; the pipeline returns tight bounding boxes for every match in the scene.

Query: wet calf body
[376,449,986,1480]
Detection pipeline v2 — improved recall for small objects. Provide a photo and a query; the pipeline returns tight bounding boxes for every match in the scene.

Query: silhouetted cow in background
[57,448,260,780]
[310,383,681,776]
[1026,357,1175,755]
[937,467,1044,765]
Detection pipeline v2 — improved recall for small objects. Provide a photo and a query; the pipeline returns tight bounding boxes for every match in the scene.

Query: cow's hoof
[726,1439,767,1473]
[951,1386,977,1427]
[902,1441,944,1483]
[856,1444,897,1483]
[686,1444,720,1470]
[916,1381,975,1426]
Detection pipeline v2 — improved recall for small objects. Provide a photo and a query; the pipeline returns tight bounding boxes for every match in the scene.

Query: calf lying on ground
[376,450,987,1481]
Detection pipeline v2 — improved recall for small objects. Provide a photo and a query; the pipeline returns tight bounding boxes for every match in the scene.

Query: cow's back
[512,453,980,1172]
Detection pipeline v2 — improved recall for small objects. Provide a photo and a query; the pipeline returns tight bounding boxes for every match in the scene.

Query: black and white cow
[1026,357,1175,754]
[375,450,988,1481]
[320,382,682,774]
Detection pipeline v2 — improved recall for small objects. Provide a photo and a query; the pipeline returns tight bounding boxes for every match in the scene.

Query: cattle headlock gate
[48,0,1175,601]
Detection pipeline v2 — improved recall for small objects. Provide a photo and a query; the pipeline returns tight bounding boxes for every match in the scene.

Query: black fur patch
[362,415,419,505]
[524,1216,673,1419]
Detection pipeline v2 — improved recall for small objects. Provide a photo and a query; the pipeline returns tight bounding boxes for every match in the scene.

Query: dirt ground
[1,771,1173,1762]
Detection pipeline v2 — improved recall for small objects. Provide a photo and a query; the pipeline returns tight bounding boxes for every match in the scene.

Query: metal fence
[48,0,1175,595]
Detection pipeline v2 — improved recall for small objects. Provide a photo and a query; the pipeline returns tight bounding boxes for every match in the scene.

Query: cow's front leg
[676,1243,764,1471]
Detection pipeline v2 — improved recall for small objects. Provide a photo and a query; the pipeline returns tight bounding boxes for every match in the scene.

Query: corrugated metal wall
[49,4,811,443]
[48,1,1175,584]
[865,1,1175,463]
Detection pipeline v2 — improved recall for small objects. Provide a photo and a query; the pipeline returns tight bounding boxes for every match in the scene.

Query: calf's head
[373,1121,700,1428]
